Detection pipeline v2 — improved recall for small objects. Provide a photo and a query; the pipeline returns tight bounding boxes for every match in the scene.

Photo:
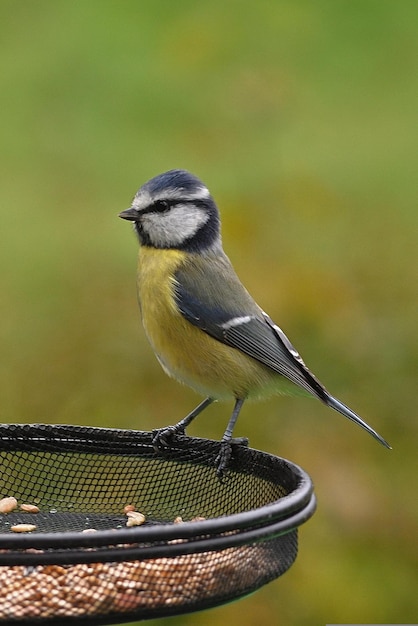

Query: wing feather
[174,255,328,400]
[174,253,390,449]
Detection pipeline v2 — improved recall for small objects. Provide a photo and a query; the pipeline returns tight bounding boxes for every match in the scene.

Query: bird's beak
[119,208,139,221]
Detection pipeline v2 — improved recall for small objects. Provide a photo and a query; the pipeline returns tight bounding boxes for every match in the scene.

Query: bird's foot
[215,440,232,480]
[152,425,185,451]
[215,437,249,480]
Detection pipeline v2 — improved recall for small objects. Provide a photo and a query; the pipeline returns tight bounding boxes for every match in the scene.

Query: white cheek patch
[143,204,210,247]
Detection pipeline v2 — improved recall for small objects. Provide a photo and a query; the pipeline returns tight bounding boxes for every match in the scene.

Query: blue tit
[119,169,390,475]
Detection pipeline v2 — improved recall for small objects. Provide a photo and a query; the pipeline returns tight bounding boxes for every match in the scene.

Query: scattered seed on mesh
[0,497,18,513]
[10,524,37,533]
[0,512,252,619]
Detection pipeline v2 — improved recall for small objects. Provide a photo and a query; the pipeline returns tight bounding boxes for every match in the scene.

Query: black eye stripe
[151,199,171,213]
[142,197,207,216]
[140,199,172,215]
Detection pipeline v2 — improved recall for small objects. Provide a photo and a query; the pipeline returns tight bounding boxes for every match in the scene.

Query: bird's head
[119,169,221,252]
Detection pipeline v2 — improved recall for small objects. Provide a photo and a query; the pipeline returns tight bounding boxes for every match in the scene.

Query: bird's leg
[152,397,214,451]
[216,398,247,478]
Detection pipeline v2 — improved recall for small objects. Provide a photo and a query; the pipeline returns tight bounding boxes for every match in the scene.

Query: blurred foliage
[0,1,417,624]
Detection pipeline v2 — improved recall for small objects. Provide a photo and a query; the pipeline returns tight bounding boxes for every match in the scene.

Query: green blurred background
[0,1,416,624]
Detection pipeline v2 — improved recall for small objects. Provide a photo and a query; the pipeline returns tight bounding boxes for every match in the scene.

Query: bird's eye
[152,200,170,213]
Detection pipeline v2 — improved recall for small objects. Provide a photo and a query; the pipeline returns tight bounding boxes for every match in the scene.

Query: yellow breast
[136,247,275,400]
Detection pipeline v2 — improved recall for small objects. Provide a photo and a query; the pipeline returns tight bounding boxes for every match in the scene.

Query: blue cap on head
[143,169,209,197]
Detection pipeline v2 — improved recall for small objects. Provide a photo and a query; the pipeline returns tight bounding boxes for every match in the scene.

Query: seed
[123,504,135,514]
[0,496,18,513]
[20,504,40,514]
[125,511,145,527]
[10,524,37,533]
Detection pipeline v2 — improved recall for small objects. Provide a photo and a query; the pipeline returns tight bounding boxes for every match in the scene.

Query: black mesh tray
[0,424,316,625]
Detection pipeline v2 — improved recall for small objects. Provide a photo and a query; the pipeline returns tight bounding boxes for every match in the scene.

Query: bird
[119,169,390,476]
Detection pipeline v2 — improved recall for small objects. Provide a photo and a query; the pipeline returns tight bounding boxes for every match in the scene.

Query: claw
[152,426,184,451]
[215,437,249,479]
[215,440,233,479]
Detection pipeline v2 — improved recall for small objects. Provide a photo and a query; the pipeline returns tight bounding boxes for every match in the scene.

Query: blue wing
[174,254,328,400]
[174,253,391,449]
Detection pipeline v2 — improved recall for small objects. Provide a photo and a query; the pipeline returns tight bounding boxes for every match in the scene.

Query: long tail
[324,394,391,449]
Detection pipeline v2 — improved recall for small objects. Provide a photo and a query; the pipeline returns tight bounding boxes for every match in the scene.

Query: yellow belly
[137,247,276,400]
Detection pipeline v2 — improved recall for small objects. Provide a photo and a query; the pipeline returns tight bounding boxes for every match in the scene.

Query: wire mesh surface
[0,424,316,625]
